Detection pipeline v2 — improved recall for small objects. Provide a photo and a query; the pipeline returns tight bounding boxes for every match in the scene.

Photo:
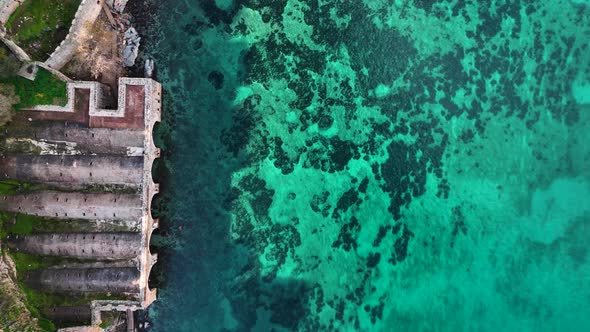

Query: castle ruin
[0,77,161,328]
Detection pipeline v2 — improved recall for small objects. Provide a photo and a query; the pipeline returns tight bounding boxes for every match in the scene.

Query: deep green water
[136,0,590,330]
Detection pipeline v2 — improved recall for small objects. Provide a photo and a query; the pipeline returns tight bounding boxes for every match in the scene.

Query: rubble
[122,26,140,67]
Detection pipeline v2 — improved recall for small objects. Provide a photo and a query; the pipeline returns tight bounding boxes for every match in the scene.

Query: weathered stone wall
[44,0,103,70]
[0,192,142,221]
[0,0,21,25]
[0,155,143,188]
[1,124,144,155]
[46,305,92,323]
[7,232,142,260]
[26,267,140,293]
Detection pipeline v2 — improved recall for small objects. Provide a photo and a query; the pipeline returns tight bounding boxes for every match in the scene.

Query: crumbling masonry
[0,77,161,325]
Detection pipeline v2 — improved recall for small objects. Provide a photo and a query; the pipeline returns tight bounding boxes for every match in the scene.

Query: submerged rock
[144,59,154,78]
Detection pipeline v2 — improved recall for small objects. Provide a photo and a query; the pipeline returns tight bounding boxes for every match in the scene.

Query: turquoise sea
[133,0,590,330]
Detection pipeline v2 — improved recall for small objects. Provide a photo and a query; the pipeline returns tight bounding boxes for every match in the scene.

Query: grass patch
[0,68,67,110]
[0,282,45,331]
[81,183,140,195]
[0,213,132,241]
[98,316,113,329]
[5,0,81,60]
[0,44,21,78]
[0,179,51,196]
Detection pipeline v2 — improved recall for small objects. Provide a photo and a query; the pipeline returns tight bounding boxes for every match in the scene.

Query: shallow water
[138,0,590,330]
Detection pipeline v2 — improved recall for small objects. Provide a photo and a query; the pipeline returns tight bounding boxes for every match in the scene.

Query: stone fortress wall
[0,192,144,220]
[27,267,140,293]
[0,155,144,188]
[1,123,145,155]
[7,232,142,259]
[0,77,162,328]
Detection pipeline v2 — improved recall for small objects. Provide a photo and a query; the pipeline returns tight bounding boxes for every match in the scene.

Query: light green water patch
[215,0,234,11]
[366,175,590,331]
[231,7,273,46]
[282,0,324,52]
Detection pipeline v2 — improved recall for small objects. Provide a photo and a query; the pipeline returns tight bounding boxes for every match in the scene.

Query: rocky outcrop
[122,27,140,67]
[0,251,42,331]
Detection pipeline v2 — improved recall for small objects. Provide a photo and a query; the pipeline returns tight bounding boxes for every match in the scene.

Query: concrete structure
[7,232,142,260]
[0,0,21,25]
[27,267,140,293]
[0,123,144,155]
[0,77,161,329]
[22,78,158,130]
[57,327,101,332]
[0,31,30,62]
[0,192,143,220]
[1,0,159,329]
[46,305,92,322]
[0,155,144,188]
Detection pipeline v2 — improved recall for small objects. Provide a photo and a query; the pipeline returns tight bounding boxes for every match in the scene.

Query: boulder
[122,27,141,67]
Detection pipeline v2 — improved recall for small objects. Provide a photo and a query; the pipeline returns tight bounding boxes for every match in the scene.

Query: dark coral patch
[239,175,275,219]
[389,224,414,265]
[304,137,360,173]
[310,191,331,217]
[450,206,467,248]
[332,188,360,219]
[207,70,224,90]
[332,216,361,252]
[358,177,369,194]
[271,137,299,174]
[220,110,255,155]
[373,225,391,247]
[366,252,381,268]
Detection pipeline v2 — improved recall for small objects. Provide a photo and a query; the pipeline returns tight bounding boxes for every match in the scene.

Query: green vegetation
[0,282,43,331]
[5,0,81,60]
[0,68,67,111]
[0,213,132,242]
[81,183,140,195]
[5,252,129,332]
[0,45,21,78]
[0,179,52,196]
[99,316,113,329]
